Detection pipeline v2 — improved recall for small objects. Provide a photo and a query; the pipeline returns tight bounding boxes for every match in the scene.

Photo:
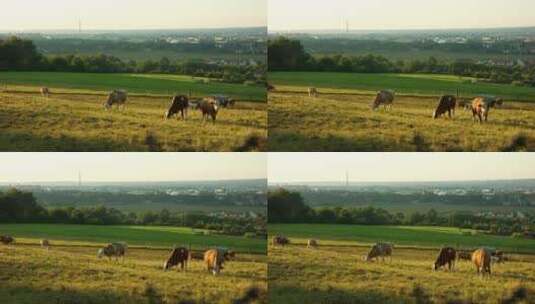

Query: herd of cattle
[39,87,235,123]
[272,235,506,276]
[1,235,235,276]
[298,86,504,123]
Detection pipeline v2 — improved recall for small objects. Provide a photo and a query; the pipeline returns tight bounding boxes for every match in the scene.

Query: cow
[0,235,14,245]
[492,250,505,264]
[165,95,189,120]
[307,239,318,248]
[163,247,190,271]
[457,251,472,261]
[471,96,503,123]
[272,235,289,247]
[98,242,127,261]
[104,90,128,110]
[433,95,457,119]
[472,248,491,275]
[204,248,234,275]
[364,242,393,262]
[40,239,50,250]
[41,87,50,98]
[371,90,395,110]
[267,84,275,92]
[308,87,318,97]
[433,247,456,271]
[196,98,219,123]
[212,95,235,108]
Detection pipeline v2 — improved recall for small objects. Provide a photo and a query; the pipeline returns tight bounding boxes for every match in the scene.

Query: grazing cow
[371,90,395,110]
[458,251,472,261]
[492,250,505,264]
[364,242,393,262]
[0,235,14,245]
[433,95,457,119]
[41,87,50,98]
[308,87,318,97]
[98,242,127,261]
[40,239,50,250]
[213,95,235,108]
[472,248,491,275]
[104,90,128,110]
[307,239,318,248]
[272,235,289,247]
[433,247,456,271]
[204,248,234,275]
[165,95,189,120]
[196,98,219,123]
[471,96,503,123]
[163,247,190,271]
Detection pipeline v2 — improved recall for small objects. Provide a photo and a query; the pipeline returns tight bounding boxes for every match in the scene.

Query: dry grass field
[269,244,535,304]
[0,240,267,304]
[0,89,266,151]
[268,92,535,152]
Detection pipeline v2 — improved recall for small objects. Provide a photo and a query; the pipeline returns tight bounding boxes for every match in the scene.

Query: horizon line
[0,25,267,33]
[0,178,267,185]
[268,177,535,185]
[268,24,535,34]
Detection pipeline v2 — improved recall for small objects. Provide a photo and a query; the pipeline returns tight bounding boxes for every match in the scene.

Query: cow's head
[104,94,114,110]
[163,261,170,271]
[97,248,105,258]
[432,110,439,119]
[371,93,381,110]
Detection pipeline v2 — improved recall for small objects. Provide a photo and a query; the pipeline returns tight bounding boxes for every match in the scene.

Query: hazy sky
[0,0,266,31]
[0,153,266,183]
[269,0,535,31]
[268,153,535,184]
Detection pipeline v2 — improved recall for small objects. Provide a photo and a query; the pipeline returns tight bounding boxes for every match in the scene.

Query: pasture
[0,88,266,152]
[269,72,535,101]
[0,224,266,254]
[268,92,535,152]
[0,72,266,102]
[269,224,535,254]
[0,241,267,304]
[269,244,534,304]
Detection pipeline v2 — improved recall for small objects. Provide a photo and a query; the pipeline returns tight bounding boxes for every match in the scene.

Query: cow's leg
[448,109,452,119]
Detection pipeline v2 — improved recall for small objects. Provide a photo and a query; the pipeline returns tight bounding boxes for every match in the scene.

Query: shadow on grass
[268,131,406,152]
[268,285,410,304]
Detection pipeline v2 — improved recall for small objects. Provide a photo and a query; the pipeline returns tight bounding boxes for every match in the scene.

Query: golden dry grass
[269,244,535,304]
[268,92,535,152]
[0,242,267,304]
[0,90,267,151]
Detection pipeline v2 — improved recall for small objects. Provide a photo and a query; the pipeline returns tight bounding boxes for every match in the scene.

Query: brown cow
[163,247,190,271]
[40,239,50,250]
[104,90,128,110]
[471,96,503,123]
[196,98,219,123]
[458,251,472,261]
[472,248,491,275]
[433,247,456,271]
[272,235,289,246]
[165,95,189,120]
[433,95,457,119]
[204,248,234,275]
[0,235,14,245]
[308,87,318,97]
[41,87,50,98]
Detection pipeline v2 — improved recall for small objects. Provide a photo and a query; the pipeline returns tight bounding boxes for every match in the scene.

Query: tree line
[0,36,266,85]
[268,188,535,237]
[268,37,535,87]
[0,188,266,238]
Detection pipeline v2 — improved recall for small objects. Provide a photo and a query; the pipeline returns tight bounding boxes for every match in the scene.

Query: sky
[268,153,535,184]
[0,153,266,183]
[269,0,535,32]
[0,0,266,31]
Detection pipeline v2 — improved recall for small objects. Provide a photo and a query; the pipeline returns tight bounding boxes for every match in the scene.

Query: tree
[268,188,311,223]
[268,37,311,71]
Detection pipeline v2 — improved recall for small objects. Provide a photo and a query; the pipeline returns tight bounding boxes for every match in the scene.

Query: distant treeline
[268,188,535,237]
[298,189,535,208]
[268,37,535,87]
[0,36,266,85]
[0,188,266,238]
